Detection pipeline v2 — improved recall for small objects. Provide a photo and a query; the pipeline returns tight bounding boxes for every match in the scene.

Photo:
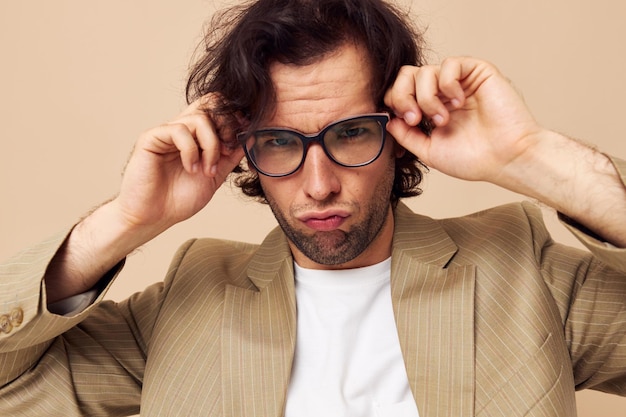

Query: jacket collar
[247,225,294,291]
[391,202,459,266]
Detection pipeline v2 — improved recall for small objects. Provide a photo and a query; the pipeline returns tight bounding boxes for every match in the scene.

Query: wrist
[45,199,157,303]
[497,131,626,246]
[495,130,587,209]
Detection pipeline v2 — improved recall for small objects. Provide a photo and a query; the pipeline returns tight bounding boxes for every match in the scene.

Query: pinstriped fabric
[141,238,261,416]
[437,203,579,416]
[221,262,296,417]
[141,229,297,417]
[391,260,476,416]
[2,201,626,416]
[0,231,70,353]
[221,230,297,417]
[391,207,475,416]
[392,201,625,416]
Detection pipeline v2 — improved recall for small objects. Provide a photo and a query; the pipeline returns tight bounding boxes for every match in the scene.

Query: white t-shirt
[285,258,419,417]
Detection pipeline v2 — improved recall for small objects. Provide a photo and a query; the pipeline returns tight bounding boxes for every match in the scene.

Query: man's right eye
[269,137,290,146]
[258,134,298,148]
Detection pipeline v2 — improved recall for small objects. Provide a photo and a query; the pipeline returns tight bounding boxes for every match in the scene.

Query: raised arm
[384,57,626,247]
[44,97,245,303]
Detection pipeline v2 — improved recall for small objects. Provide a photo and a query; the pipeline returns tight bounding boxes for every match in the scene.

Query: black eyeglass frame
[237,113,391,177]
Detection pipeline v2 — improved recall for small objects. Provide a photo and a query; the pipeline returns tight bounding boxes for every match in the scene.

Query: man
[1,0,625,416]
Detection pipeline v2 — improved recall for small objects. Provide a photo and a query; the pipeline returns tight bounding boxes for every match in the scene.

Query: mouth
[297,210,350,232]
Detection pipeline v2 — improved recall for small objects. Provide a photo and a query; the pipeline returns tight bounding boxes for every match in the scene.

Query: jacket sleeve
[0,227,196,416]
[541,155,626,395]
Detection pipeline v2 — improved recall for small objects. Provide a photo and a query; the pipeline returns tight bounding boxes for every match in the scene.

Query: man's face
[259,42,398,270]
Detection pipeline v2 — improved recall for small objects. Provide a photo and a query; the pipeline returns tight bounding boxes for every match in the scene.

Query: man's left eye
[339,127,366,138]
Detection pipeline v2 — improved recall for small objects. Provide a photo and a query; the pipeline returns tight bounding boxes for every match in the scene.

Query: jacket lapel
[221,228,297,417]
[391,203,476,417]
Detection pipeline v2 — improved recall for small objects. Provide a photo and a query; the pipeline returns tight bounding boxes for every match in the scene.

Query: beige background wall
[1,0,624,415]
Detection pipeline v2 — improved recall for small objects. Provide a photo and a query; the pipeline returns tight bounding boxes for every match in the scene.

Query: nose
[300,143,341,201]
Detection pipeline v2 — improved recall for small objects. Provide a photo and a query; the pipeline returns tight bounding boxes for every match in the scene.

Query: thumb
[387,117,431,164]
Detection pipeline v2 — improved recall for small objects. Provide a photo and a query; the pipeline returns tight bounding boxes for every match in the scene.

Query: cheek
[259,177,296,208]
[374,151,398,197]
[351,156,395,199]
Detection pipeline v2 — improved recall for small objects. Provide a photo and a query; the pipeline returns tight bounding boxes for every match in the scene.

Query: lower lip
[304,215,346,231]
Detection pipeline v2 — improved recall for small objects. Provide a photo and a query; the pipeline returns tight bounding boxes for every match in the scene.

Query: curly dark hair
[186,0,429,203]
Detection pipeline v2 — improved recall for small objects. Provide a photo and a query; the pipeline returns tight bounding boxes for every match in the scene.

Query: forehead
[266,42,376,132]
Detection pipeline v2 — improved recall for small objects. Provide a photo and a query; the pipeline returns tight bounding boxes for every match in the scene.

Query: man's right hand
[45,97,245,304]
[116,96,244,234]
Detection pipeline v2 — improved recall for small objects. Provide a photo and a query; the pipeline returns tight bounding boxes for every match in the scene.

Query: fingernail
[432,114,444,126]
[191,162,200,173]
[404,112,418,125]
[451,98,461,108]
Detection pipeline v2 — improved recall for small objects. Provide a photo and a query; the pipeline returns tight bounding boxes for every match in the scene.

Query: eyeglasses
[237,113,390,177]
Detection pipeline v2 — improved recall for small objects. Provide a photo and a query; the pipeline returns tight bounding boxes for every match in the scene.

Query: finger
[164,123,204,174]
[213,145,245,180]
[413,65,450,127]
[386,117,431,165]
[181,93,239,143]
[384,65,423,126]
[180,94,243,174]
[181,112,222,176]
[181,110,243,177]
[137,123,201,174]
[438,57,466,109]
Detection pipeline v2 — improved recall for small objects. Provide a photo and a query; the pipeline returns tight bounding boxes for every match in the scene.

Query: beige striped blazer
[2,177,626,415]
